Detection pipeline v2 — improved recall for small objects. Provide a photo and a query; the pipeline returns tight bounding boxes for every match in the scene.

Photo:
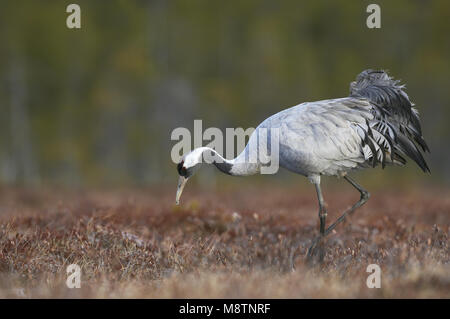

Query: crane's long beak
[175,176,189,205]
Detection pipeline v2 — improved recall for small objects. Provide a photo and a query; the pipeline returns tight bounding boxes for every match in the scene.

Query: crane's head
[175,148,206,205]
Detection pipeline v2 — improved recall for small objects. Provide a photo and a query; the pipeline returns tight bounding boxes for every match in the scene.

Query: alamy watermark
[65,4,379,30]
[366,4,381,29]
[366,264,381,288]
[66,264,81,288]
[66,4,81,29]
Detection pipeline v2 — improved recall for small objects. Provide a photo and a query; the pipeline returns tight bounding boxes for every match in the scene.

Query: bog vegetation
[0,186,448,298]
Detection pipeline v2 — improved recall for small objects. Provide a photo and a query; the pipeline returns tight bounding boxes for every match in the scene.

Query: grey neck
[202,147,260,177]
[213,161,234,175]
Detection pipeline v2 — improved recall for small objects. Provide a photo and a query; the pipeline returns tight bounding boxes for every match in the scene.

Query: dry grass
[0,184,448,298]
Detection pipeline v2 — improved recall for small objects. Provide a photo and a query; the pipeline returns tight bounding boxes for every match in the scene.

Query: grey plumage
[178,69,430,179]
[176,69,430,261]
[349,69,430,172]
[247,69,430,177]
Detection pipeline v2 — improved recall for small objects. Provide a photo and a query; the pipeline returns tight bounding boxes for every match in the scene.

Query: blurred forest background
[0,0,449,188]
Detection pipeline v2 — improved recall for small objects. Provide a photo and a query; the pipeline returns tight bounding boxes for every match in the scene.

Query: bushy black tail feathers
[350,69,430,173]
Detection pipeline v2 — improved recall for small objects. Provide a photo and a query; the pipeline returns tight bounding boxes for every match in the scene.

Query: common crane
[175,69,430,261]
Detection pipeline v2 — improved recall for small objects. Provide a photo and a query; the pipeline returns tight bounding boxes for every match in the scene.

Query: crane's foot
[306,236,325,265]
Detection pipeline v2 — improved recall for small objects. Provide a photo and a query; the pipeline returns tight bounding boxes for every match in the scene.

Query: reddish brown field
[0,184,448,298]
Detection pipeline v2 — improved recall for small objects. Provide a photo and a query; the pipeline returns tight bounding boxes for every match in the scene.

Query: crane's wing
[278,97,391,171]
[350,69,430,172]
[260,70,429,174]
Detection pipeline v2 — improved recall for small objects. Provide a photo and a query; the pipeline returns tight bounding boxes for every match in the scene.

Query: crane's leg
[307,176,370,263]
[307,182,327,262]
[322,176,370,236]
